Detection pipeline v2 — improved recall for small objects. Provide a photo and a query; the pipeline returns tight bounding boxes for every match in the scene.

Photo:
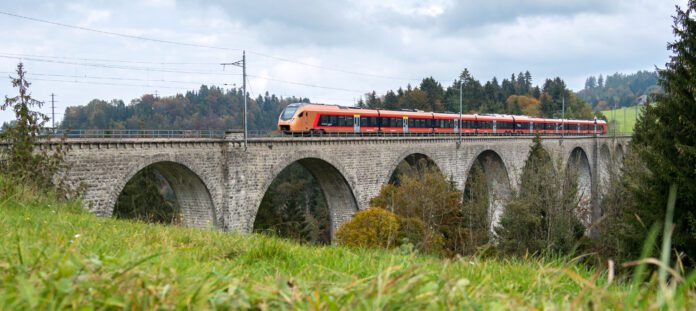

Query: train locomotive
[278,103,607,135]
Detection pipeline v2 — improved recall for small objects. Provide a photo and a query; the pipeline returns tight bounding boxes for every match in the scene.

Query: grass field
[601,105,643,133]
[1,180,695,309]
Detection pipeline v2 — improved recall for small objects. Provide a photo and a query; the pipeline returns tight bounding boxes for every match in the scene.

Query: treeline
[577,70,661,110]
[60,86,309,132]
[57,70,597,133]
[359,69,595,120]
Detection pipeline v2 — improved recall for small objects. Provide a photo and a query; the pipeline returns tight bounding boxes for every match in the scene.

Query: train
[278,103,608,135]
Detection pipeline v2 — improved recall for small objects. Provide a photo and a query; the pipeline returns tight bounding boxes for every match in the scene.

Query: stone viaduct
[42,134,630,237]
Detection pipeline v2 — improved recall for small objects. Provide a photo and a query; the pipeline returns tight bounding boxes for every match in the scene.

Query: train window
[396,118,403,127]
[346,116,353,126]
[338,116,345,126]
[361,117,367,126]
[371,117,379,127]
[408,119,414,127]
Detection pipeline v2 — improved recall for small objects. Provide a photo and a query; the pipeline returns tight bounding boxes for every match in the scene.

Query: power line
[2,71,220,86]
[0,10,419,82]
[26,76,187,89]
[0,11,239,52]
[0,51,220,65]
[248,74,364,93]
[2,70,364,94]
[0,54,243,77]
[1,55,366,93]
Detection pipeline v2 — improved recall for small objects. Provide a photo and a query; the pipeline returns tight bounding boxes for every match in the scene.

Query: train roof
[294,103,605,123]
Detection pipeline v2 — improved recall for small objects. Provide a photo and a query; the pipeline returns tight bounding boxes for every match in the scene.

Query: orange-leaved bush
[336,207,400,248]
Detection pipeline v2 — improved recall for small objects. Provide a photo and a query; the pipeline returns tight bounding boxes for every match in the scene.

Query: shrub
[336,207,400,248]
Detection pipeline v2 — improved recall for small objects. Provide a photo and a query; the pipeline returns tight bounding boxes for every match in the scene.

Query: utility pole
[50,93,56,130]
[459,79,463,145]
[613,101,617,138]
[561,96,565,138]
[221,50,247,150]
[623,104,626,135]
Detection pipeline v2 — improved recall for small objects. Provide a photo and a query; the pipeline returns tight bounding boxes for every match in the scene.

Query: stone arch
[465,150,512,232]
[112,161,217,228]
[567,147,592,226]
[388,152,441,184]
[255,157,359,238]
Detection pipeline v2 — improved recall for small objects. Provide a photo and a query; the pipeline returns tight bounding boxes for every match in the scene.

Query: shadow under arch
[567,147,592,226]
[616,144,625,163]
[254,157,359,241]
[598,144,612,198]
[465,150,512,233]
[113,161,217,228]
[388,152,441,184]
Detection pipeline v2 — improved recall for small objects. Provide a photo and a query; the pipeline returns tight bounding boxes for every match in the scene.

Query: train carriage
[278,102,608,136]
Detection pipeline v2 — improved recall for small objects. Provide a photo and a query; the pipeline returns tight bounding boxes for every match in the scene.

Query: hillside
[601,105,645,133]
[577,70,660,110]
[1,178,694,309]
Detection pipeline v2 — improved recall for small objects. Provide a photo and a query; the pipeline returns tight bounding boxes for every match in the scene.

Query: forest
[56,70,597,133]
[577,70,661,110]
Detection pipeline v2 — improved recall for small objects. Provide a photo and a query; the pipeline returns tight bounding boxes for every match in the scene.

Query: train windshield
[280,104,300,120]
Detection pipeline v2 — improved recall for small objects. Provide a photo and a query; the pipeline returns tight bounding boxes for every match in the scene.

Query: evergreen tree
[631,0,696,265]
[1,63,65,190]
[496,135,584,255]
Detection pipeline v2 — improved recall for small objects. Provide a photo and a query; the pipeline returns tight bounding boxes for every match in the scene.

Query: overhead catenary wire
[0,51,221,65]
[1,55,365,93]
[0,10,420,82]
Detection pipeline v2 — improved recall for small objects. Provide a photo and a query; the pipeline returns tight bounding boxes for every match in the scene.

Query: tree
[420,77,445,112]
[371,163,462,255]
[1,63,65,190]
[461,160,490,254]
[630,0,696,266]
[253,163,331,244]
[496,135,584,256]
[113,167,180,224]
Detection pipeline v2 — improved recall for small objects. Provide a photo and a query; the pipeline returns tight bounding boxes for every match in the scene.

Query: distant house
[637,95,648,105]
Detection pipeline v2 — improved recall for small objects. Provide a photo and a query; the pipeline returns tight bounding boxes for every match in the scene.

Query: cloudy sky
[0,0,686,125]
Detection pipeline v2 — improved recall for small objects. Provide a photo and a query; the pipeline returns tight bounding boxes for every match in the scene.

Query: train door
[354,115,360,133]
[492,120,497,134]
[402,116,409,133]
[454,118,459,134]
[529,122,534,134]
[577,123,581,134]
[594,120,597,134]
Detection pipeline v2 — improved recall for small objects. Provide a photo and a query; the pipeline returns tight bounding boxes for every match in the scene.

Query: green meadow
[1,178,694,310]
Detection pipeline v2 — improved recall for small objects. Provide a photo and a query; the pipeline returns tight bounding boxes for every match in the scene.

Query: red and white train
[278,103,607,135]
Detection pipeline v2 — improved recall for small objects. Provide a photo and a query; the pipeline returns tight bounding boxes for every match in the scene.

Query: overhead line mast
[221,51,247,150]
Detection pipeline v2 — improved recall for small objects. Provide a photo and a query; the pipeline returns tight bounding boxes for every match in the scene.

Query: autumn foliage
[335,207,400,248]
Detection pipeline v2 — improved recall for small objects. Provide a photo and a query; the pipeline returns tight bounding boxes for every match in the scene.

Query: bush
[371,165,463,255]
[336,207,400,248]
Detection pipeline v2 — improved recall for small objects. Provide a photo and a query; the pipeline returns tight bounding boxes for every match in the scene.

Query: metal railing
[246,130,632,139]
[39,129,226,139]
[17,128,631,140]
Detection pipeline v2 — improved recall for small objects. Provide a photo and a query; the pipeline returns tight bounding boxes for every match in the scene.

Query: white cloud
[0,0,688,125]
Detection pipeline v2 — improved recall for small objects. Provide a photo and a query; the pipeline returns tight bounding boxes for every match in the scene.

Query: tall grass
[0,175,694,309]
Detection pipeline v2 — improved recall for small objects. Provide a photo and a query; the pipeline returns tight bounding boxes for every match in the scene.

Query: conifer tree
[1,63,65,189]
[632,0,696,263]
